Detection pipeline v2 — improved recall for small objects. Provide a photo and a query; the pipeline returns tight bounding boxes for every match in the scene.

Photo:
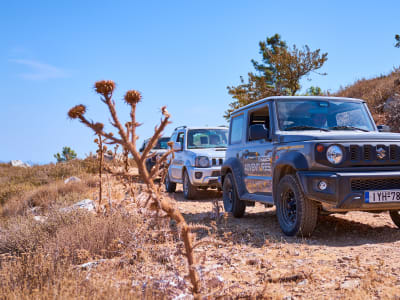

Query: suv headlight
[326,145,343,164]
[195,156,210,168]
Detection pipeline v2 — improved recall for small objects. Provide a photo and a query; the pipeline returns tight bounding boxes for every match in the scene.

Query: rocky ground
[167,185,400,299]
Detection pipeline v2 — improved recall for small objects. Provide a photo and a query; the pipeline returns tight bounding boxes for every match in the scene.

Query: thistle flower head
[94,80,115,97]
[93,122,104,132]
[94,138,99,144]
[124,90,142,105]
[68,105,86,119]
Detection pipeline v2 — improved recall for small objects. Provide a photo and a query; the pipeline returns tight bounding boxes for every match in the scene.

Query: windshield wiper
[285,125,330,132]
[329,126,369,132]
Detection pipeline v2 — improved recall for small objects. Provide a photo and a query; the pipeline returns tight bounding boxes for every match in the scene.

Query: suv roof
[173,126,228,132]
[231,96,365,116]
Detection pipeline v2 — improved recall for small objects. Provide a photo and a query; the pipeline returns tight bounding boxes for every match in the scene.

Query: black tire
[165,171,176,193]
[389,210,400,228]
[183,170,196,199]
[223,173,246,218]
[276,174,318,237]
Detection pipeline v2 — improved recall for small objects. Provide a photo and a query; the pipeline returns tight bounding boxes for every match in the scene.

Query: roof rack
[174,125,187,131]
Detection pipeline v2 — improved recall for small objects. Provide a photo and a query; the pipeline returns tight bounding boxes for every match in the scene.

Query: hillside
[336,69,400,129]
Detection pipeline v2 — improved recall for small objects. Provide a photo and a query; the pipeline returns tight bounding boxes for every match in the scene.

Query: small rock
[10,160,30,168]
[61,199,95,212]
[33,216,47,223]
[298,279,308,286]
[64,176,82,184]
[207,275,224,289]
[340,279,360,290]
[78,259,106,270]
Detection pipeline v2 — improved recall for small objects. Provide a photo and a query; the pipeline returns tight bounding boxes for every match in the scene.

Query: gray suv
[165,126,228,199]
[221,96,400,236]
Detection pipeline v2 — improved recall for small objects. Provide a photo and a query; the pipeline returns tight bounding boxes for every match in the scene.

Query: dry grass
[0,158,97,207]
[336,68,400,128]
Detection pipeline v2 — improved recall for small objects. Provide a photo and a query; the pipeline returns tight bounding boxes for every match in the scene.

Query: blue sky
[1,0,399,164]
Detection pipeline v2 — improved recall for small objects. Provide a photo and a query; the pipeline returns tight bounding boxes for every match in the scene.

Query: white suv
[165,126,228,199]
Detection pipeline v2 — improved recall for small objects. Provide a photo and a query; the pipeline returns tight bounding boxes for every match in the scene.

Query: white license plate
[365,190,400,203]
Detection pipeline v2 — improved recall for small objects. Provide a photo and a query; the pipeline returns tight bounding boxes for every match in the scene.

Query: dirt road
[169,184,400,298]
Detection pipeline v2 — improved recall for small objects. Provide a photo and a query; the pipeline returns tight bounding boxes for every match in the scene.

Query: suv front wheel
[276,174,318,237]
[223,173,245,217]
[183,170,196,200]
[165,171,176,193]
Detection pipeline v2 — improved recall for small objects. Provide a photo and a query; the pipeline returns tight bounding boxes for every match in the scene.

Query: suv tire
[223,173,246,218]
[183,170,196,199]
[276,174,318,237]
[165,171,176,193]
[389,210,400,228]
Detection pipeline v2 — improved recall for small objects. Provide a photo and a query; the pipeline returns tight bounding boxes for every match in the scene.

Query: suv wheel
[223,173,245,218]
[183,170,196,199]
[389,210,400,228]
[165,171,176,193]
[276,174,318,237]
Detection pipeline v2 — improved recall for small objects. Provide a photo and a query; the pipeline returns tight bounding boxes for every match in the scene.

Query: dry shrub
[0,159,97,206]
[0,210,138,259]
[1,181,90,217]
[336,69,400,128]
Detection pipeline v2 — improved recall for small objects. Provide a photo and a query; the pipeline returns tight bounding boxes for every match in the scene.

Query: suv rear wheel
[223,173,245,218]
[276,174,318,237]
[389,210,400,228]
[183,170,196,199]
[165,171,176,193]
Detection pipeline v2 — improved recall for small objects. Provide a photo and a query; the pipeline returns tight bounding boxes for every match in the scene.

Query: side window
[230,114,244,144]
[248,105,270,141]
[177,132,185,145]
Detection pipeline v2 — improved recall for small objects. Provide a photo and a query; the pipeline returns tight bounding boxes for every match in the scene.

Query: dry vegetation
[336,68,400,129]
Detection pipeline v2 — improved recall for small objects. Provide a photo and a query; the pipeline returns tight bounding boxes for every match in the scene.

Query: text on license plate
[365,190,400,203]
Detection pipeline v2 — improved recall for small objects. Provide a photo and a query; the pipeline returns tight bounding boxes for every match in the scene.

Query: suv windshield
[154,137,170,149]
[276,100,375,132]
[187,129,228,149]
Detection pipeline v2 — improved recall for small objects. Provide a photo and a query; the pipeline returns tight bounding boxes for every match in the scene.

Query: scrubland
[1,161,400,299]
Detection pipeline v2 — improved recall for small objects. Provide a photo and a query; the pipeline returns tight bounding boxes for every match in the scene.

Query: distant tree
[305,86,324,96]
[54,146,77,162]
[225,34,328,119]
[395,34,400,48]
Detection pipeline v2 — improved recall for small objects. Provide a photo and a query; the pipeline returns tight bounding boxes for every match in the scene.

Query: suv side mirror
[377,125,391,132]
[249,124,269,141]
[173,142,183,151]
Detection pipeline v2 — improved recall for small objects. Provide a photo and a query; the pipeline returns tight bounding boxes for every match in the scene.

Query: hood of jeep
[188,148,226,158]
[278,131,400,143]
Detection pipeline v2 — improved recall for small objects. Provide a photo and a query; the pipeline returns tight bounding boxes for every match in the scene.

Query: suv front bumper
[297,171,400,212]
[187,166,221,187]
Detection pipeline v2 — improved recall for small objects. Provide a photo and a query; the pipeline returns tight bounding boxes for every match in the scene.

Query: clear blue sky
[1,0,399,164]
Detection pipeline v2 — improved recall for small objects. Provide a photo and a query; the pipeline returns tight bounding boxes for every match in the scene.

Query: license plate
[365,190,400,203]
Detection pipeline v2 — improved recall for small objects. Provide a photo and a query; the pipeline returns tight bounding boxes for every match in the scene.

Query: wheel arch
[273,151,309,200]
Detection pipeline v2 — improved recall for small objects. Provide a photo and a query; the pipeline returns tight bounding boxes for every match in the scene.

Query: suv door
[242,103,273,195]
[170,130,185,181]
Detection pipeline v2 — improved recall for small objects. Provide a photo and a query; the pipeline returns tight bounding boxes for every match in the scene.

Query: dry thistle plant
[68,80,202,296]
[94,135,107,208]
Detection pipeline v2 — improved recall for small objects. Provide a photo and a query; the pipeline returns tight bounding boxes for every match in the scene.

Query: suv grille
[211,158,223,166]
[347,144,400,163]
[211,171,221,177]
[351,178,400,191]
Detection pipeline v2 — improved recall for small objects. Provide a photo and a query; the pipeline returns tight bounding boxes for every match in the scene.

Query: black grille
[364,145,373,160]
[390,145,399,160]
[351,178,400,191]
[350,145,360,160]
[211,158,223,166]
[211,171,221,177]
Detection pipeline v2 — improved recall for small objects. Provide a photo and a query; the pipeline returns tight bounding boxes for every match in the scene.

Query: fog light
[195,172,203,179]
[318,181,328,191]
